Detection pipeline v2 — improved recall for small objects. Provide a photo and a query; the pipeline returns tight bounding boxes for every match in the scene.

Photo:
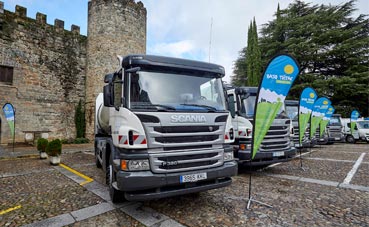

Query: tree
[75,100,86,138]
[234,0,369,117]
[232,18,262,86]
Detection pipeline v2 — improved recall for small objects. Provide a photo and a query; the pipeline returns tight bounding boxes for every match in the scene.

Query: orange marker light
[121,160,127,171]
[239,144,246,150]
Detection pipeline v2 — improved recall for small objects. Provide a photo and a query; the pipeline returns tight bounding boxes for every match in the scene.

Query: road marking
[59,163,94,185]
[265,149,316,169]
[342,153,366,185]
[0,205,22,215]
[263,173,369,192]
[304,157,355,163]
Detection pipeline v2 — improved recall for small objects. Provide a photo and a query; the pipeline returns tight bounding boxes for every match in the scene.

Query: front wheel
[95,151,102,168]
[106,159,124,203]
[346,135,355,144]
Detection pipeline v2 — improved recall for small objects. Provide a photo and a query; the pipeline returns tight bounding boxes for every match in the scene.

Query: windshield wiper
[134,103,176,111]
[180,103,217,111]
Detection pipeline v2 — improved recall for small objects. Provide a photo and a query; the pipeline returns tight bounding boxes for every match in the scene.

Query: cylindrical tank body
[85,0,147,140]
[97,103,110,134]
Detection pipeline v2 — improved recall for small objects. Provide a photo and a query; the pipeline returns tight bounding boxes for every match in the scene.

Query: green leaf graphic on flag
[253,101,283,159]
[320,119,329,138]
[310,116,323,139]
[299,113,311,143]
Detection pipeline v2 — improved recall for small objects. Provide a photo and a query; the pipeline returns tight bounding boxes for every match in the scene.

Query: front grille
[154,126,219,133]
[243,120,292,153]
[163,145,212,151]
[158,152,218,161]
[144,120,225,148]
[160,160,218,170]
[150,149,224,173]
[156,135,218,144]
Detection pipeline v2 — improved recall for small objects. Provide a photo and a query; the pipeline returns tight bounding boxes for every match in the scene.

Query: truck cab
[326,114,345,143]
[95,55,237,202]
[341,118,359,143]
[357,119,369,143]
[227,86,296,166]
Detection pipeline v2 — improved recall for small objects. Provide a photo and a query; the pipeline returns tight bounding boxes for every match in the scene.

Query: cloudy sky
[4,0,369,82]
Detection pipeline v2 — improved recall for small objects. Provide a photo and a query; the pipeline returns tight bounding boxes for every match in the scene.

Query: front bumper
[237,148,296,166]
[115,161,237,201]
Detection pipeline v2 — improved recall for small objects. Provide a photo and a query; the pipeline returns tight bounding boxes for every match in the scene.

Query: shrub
[46,139,62,156]
[74,137,90,144]
[37,138,48,152]
[61,138,74,144]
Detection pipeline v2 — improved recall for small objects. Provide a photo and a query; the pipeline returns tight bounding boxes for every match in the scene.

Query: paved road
[0,143,368,226]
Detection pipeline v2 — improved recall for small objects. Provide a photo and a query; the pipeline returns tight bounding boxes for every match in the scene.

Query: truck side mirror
[104,74,114,83]
[103,84,114,107]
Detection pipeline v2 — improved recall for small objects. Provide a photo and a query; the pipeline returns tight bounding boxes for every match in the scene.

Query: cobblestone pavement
[0,158,103,226]
[0,143,368,227]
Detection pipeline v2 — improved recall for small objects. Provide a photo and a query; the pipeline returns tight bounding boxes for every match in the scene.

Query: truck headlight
[121,159,150,171]
[224,152,234,161]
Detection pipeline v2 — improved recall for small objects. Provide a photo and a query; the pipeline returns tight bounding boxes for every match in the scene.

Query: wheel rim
[347,136,354,143]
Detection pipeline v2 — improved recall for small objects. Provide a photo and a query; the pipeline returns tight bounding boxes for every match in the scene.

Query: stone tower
[85,0,146,140]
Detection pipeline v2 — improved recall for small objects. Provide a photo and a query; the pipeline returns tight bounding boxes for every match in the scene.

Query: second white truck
[227,86,296,167]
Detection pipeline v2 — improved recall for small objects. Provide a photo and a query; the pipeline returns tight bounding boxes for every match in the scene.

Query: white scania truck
[95,55,237,202]
[226,86,296,167]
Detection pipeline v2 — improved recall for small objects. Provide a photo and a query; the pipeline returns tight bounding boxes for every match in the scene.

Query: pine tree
[234,0,369,116]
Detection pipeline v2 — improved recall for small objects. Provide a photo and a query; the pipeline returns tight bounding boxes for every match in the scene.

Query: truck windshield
[129,71,226,111]
[329,117,341,126]
[239,95,256,118]
[285,105,298,120]
[357,121,369,129]
[239,94,285,118]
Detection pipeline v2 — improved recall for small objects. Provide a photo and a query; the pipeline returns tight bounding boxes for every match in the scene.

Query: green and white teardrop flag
[350,110,360,134]
[2,103,15,138]
[251,54,300,159]
[298,87,317,145]
[320,105,335,138]
[310,97,331,139]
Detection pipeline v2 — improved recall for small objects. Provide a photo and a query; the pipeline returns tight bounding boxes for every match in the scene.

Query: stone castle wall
[0,3,87,144]
[0,0,147,144]
[85,0,146,140]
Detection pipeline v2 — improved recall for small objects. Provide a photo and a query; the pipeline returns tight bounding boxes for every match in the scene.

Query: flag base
[246,196,273,210]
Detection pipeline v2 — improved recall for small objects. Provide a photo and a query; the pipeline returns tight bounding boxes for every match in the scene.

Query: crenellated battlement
[88,0,146,14]
[0,1,82,35]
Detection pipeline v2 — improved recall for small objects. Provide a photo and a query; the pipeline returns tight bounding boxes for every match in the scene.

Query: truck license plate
[180,173,207,183]
[273,151,284,157]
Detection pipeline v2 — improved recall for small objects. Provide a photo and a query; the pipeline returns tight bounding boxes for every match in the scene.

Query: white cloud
[150,40,196,58]
[141,0,368,83]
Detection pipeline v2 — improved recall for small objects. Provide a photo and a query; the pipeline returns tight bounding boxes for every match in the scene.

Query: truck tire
[107,157,123,203]
[346,135,355,144]
[95,151,102,168]
[94,144,102,168]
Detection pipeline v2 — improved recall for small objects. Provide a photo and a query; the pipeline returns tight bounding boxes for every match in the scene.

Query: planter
[40,152,48,159]
[49,156,61,165]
